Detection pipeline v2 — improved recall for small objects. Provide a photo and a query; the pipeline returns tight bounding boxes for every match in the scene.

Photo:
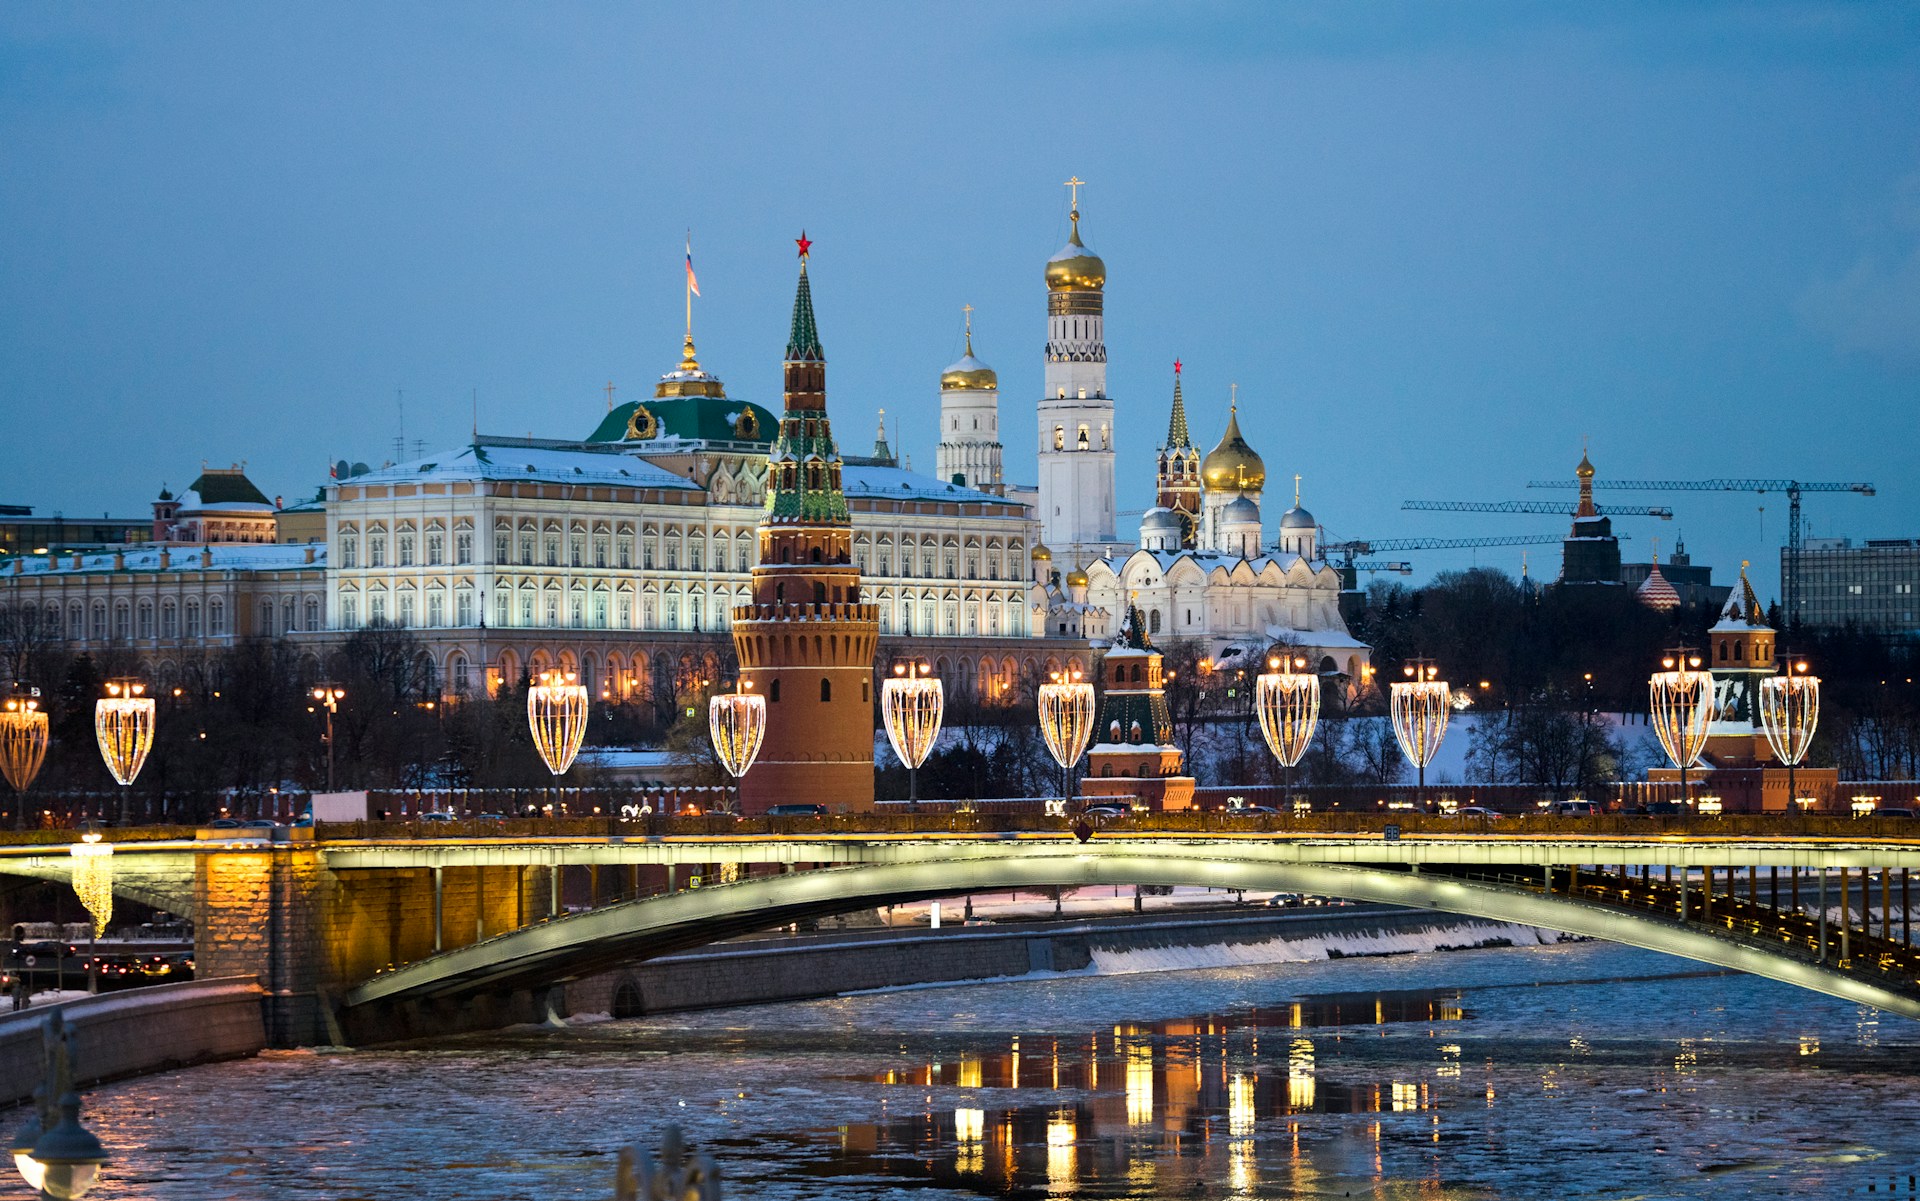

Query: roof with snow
[10,544,325,577]
[343,442,696,491]
[842,465,1005,505]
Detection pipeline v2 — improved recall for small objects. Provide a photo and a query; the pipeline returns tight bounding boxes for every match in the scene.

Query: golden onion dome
[1577,450,1595,480]
[1202,406,1265,492]
[940,336,998,391]
[1066,567,1090,587]
[1045,212,1107,292]
[1031,543,1053,561]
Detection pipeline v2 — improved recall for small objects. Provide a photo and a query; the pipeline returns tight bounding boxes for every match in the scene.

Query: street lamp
[11,1019,108,1200]
[707,682,767,815]
[94,679,154,826]
[1390,660,1451,810]
[1038,667,1095,810]
[1759,658,1820,812]
[1,687,49,830]
[1255,655,1319,809]
[881,661,944,813]
[310,682,346,792]
[527,670,589,776]
[1649,648,1712,811]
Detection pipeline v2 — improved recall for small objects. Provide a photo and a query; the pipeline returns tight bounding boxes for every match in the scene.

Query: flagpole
[685,231,693,339]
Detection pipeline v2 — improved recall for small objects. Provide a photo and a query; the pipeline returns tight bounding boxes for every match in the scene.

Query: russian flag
[686,237,700,297]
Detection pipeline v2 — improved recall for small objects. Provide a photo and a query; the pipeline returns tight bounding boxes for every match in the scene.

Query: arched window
[812,582,826,605]
[820,678,831,703]
[770,679,781,702]
[1053,425,1065,451]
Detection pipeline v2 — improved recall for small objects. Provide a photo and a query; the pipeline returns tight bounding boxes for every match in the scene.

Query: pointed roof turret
[1164,360,1193,450]
[786,232,823,363]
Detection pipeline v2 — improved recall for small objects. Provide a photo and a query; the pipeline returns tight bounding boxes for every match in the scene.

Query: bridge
[5,816,1920,1044]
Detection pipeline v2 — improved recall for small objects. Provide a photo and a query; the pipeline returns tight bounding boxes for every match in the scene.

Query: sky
[3,3,1917,601]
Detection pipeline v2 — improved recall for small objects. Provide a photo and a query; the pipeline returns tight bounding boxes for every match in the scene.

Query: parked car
[1451,806,1505,820]
[1872,807,1917,819]
[1550,800,1599,817]
[206,818,243,829]
[1228,804,1281,815]
[420,811,458,823]
[242,819,280,829]
[766,804,829,818]
[1080,804,1130,820]
[1635,801,1686,816]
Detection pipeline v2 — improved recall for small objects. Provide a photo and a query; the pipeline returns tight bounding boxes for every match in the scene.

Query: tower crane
[1402,500,1674,519]
[1319,533,1563,590]
[1524,477,1876,623]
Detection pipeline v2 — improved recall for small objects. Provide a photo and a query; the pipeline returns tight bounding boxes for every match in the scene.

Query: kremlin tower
[1078,602,1196,811]
[1152,361,1201,549]
[730,235,880,812]
[1037,179,1118,567]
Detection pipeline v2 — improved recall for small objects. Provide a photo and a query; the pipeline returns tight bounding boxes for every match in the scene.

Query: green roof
[187,470,271,506]
[586,396,779,446]
[787,263,823,362]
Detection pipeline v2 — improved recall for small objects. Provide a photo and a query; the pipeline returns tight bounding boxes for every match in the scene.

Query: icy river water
[67,938,1920,1200]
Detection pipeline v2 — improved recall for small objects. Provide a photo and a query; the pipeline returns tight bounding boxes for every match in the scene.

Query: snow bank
[1087,921,1557,976]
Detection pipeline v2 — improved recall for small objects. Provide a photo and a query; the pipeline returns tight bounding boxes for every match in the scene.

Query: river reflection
[818,991,1457,1197]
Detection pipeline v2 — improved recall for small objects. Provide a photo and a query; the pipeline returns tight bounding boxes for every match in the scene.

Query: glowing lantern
[94,679,155,788]
[1038,667,1096,805]
[526,670,588,775]
[1759,659,1820,811]
[1,689,49,799]
[707,685,767,780]
[1256,655,1319,804]
[1649,649,1712,808]
[69,832,113,938]
[881,661,944,810]
[1390,660,1450,806]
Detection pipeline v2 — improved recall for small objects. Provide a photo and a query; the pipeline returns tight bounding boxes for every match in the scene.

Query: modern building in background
[1786,537,1920,636]
[0,505,151,560]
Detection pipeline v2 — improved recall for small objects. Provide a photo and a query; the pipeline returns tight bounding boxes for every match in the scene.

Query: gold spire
[941,305,998,390]
[1046,177,1106,292]
[679,332,701,373]
[1574,439,1598,518]
[963,303,975,355]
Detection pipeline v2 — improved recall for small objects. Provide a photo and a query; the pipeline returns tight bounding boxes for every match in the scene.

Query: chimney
[303,546,316,565]
[70,552,83,569]
[200,547,213,568]
[158,548,171,569]
[113,552,125,570]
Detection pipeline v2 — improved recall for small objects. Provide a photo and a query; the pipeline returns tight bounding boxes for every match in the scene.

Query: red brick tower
[731,235,880,812]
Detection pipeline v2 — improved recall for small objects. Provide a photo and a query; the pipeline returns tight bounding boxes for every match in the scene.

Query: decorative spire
[963,303,975,356]
[1575,438,1598,519]
[1065,176,1085,244]
[1165,360,1192,450]
[1294,473,1302,508]
[787,231,822,363]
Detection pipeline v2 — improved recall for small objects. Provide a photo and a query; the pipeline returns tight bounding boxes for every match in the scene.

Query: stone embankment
[0,977,266,1106]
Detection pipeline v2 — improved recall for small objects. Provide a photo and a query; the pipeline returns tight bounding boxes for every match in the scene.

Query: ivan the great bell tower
[731,235,879,812]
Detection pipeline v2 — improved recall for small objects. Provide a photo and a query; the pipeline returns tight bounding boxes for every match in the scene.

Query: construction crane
[1351,560,1413,576]
[1402,499,1674,519]
[1322,533,1563,561]
[1524,477,1876,622]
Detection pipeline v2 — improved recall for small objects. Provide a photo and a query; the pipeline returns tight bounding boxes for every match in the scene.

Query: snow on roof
[842,464,1004,504]
[11,544,326,577]
[1262,624,1371,650]
[347,442,694,490]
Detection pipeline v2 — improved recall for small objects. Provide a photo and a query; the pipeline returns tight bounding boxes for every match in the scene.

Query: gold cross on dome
[1230,382,1238,412]
[1064,176,1084,211]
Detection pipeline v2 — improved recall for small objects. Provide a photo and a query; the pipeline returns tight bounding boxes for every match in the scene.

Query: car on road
[1633,801,1686,816]
[766,804,829,818]
[1872,807,1917,819]
[206,818,243,829]
[1227,804,1281,815]
[1550,800,1599,817]
[420,811,459,823]
[1450,806,1504,820]
[242,819,280,829]
[1080,804,1131,821]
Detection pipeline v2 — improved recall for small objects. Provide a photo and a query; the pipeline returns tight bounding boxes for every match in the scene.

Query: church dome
[1202,408,1265,492]
[1045,215,1106,293]
[1638,564,1681,612]
[940,349,997,391]
[1141,506,1181,532]
[1065,567,1090,587]
[1030,543,1053,562]
[1223,495,1260,523]
[1280,505,1315,530]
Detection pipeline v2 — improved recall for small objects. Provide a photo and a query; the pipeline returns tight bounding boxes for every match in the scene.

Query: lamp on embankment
[1038,667,1095,810]
[1,686,48,830]
[1759,657,1820,812]
[11,1019,108,1200]
[94,679,154,827]
[1390,660,1450,810]
[527,670,588,776]
[708,682,766,815]
[1256,655,1319,809]
[1649,648,1712,811]
[881,661,943,813]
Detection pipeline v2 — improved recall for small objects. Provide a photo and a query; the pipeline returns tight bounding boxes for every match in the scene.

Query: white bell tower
[1036,177,1117,565]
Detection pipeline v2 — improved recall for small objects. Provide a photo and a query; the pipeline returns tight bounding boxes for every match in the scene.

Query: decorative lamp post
[69,832,112,939]
[527,670,589,776]
[1037,667,1096,809]
[94,679,154,826]
[1255,655,1320,809]
[11,1019,108,1200]
[1389,660,1450,810]
[707,683,767,815]
[1758,658,1820,812]
[2,687,49,830]
[1648,648,1712,810]
[881,661,944,813]
[310,683,346,792]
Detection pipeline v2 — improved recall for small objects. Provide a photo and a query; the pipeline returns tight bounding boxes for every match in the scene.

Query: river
[68,938,1920,1200]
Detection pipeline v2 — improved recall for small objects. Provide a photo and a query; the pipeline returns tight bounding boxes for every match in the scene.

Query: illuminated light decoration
[1759,661,1820,811]
[1648,649,1712,808]
[526,670,589,775]
[707,685,767,780]
[1852,795,1880,818]
[0,692,49,796]
[1255,655,1320,807]
[1389,660,1450,806]
[93,679,155,788]
[881,662,944,810]
[1696,795,1723,816]
[70,833,113,937]
[1037,668,1096,805]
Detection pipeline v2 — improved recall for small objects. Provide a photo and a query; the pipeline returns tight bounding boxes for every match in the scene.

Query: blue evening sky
[3,3,1916,599]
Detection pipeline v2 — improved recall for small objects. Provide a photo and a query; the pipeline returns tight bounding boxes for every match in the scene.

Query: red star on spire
[1174,359,1182,375]
[795,231,812,259]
